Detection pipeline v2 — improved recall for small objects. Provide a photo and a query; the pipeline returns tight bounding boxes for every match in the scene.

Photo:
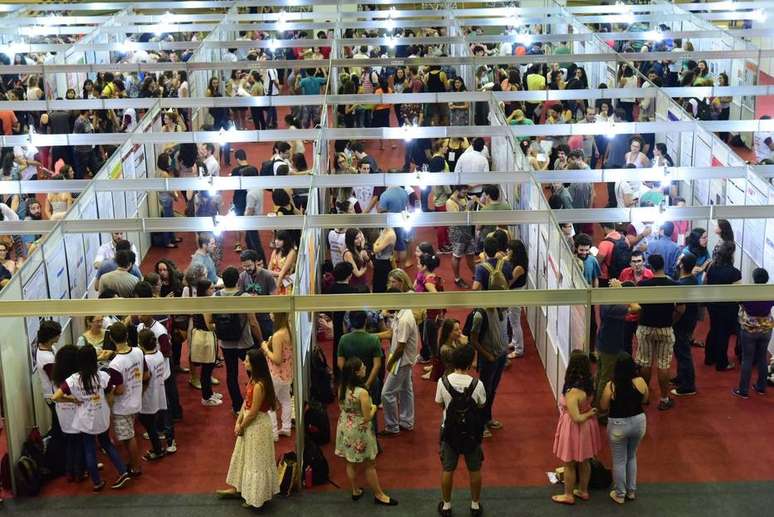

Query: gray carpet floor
[2,481,772,517]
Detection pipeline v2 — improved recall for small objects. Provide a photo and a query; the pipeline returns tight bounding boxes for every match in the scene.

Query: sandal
[234,243,243,252]
[551,494,575,505]
[572,489,590,501]
[609,490,625,504]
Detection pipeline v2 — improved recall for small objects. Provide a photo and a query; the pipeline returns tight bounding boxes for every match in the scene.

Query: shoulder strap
[463,377,478,397]
[441,375,464,401]
[481,261,495,274]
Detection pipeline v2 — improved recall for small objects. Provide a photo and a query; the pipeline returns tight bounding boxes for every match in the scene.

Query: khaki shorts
[635,326,675,370]
[112,414,136,441]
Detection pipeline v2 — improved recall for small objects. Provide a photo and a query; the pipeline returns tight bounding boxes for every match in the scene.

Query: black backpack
[309,345,334,405]
[302,437,337,487]
[212,291,246,341]
[462,309,488,341]
[440,376,484,454]
[43,431,66,477]
[260,158,280,177]
[605,235,631,280]
[304,400,331,445]
[15,456,42,497]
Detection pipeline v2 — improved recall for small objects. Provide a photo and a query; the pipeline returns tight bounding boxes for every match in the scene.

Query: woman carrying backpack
[216,349,280,509]
[335,357,397,506]
[552,350,602,505]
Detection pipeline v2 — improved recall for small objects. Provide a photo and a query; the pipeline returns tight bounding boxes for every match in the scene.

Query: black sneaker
[657,398,674,411]
[731,388,749,399]
[670,388,696,397]
[754,387,766,395]
[437,501,452,517]
[471,504,483,517]
[110,472,131,489]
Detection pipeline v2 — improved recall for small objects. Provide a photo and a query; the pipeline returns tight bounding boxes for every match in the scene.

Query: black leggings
[138,412,163,454]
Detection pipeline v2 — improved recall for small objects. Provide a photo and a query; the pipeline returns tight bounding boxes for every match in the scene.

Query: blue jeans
[82,431,127,484]
[607,413,646,497]
[158,192,176,246]
[223,348,248,413]
[477,353,507,424]
[738,329,771,395]
[673,320,697,392]
[381,363,414,433]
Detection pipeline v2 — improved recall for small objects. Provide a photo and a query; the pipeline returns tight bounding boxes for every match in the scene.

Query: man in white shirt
[107,322,146,477]
[435,345,486,517]
[198,143,220,177]
[94,232,138,269]
[380,299,420,436]
[328,228,346,266]
[454,138,490,197]
[754,115,774,163]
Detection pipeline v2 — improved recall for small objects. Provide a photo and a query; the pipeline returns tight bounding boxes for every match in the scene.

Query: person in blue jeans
[733,268,774,399]
[599,353,648,504]
[469,306,508,438]
[671,255,698,397]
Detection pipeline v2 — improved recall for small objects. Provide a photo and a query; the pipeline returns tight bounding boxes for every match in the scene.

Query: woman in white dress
[216,349,280,509]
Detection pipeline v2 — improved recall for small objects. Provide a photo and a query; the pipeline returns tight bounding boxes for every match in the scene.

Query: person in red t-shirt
[618,250,654,355]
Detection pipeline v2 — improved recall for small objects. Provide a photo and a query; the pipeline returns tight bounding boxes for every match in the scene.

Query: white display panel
[766,188,774,273]
[726,178,747,245]
[744,172,770,268]
[22,264,48,373]
[65,233,87,300]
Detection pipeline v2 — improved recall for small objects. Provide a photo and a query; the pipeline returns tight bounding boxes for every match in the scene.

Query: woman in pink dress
[552,350,602,504]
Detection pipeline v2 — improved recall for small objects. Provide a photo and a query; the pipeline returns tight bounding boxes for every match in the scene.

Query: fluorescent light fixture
[386,35,396,49]
[122,39,139,53]
[207,175,217,196]
[401,209,414,232]
[388,7,396,19]
[508,16,522,28]
[644,30,663,42]
[402,122,416,142]
[20,25,49,37]
[515,32,532,46]
[658,165,670,188]
[277,10,288,30]
[605,121,618,139]
[215,209,237,234]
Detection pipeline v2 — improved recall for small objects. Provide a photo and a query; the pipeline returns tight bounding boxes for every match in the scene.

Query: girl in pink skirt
[552,350,602,504]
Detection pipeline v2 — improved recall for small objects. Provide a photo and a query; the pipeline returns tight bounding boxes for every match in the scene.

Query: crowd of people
[2,6,771,515]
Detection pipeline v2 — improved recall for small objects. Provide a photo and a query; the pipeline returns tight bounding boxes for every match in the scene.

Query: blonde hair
[387,268,413,292]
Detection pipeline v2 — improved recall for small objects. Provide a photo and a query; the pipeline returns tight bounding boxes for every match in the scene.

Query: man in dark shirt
[671,255,698,397]
[595,279,633,403]
[634,254,684,411]
[472,236,513,291]
[237,249,276,339]
[337,310,383,412]
[330,261,357,378]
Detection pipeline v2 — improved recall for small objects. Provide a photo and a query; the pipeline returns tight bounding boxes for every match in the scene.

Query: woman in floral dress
[335,357,398,506]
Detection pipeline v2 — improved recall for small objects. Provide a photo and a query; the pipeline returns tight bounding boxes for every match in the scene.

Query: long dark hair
[53,345,80,385]
[717,219,734,243]
[713,240,736,268]
[344,228,364,268]
[686,228,708,258]
[438,318,459,346]
[562,350,593,396]
[155,258,182,294]
[507,239,528,270]
[339,357,366,401]
[77,345,100,395]
[246,348,277,409]
[276,230,294,256]
[612,352,638,399]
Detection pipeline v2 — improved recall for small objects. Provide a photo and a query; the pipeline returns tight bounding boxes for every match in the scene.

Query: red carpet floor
[38,138,774,499]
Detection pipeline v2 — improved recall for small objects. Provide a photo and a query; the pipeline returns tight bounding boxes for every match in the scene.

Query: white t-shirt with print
[108,347,145,416]
[140,350,167,415]
[66,371,112,435]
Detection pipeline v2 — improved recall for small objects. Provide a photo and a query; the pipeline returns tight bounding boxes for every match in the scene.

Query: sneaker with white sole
[166,441,177,454]
[143,432,165,441]
[212,393,223,400]
[202,397,223,406]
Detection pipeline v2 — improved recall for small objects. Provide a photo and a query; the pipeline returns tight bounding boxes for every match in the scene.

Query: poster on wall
[23,263,48,373]
[726,178,746,245]
[765,189,774,273]
[134,144,147,178]
[81,200,100,282]
[744,172,769,267]
[65,233,87,299]
[546,255,559,343]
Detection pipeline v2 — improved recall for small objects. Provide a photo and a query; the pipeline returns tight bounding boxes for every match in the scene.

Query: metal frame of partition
[1,0,774,495]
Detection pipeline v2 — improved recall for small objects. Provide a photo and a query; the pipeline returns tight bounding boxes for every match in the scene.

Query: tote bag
[190,328,217,364]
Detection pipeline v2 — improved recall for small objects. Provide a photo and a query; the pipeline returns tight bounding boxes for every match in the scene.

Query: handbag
[190,328,217,364]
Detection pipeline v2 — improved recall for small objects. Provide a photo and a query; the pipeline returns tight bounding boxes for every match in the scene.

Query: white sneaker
[202,397,223,407]
[166,441,177,454]
[278,429,292,437]
[212,393,223,400]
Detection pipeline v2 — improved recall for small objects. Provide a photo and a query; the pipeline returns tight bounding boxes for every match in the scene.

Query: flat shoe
[609,490,625,504]
[216,489,241,499]
[572,489,590,501]
[552,495,575,505]
[374,496,398,506]
[352,488,364,501]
